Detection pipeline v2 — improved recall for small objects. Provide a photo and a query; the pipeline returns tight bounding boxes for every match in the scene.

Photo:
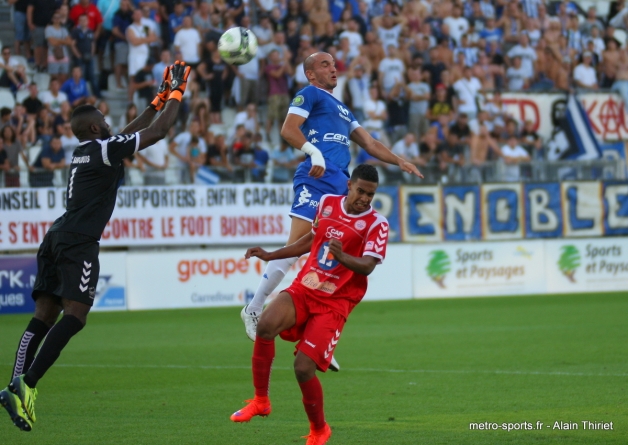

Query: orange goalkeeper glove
[168,60,192,102]
[150,66,171,111]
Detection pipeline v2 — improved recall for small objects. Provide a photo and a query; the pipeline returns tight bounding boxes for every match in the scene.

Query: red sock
[252,336,275,398]
[299,375,326,431]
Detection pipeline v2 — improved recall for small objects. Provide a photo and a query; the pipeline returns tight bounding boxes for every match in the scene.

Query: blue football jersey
[288,85,361,176]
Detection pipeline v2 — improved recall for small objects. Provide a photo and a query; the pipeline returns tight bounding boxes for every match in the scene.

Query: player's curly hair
[350,164,379,183]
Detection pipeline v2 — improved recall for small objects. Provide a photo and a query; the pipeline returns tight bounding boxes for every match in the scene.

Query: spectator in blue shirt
[168,2,186,45]
[30,135,66,187]
[61,66,96,107]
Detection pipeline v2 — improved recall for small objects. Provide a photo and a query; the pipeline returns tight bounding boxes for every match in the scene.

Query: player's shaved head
[303,52,337,92]
[71,104,110,140]
[304,52,331,72]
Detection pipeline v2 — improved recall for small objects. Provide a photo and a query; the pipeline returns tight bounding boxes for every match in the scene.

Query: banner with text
[0,252,126,314]
[125,245,413,310]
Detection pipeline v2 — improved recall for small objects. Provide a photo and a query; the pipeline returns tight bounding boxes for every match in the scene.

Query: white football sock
[246,256,298,314]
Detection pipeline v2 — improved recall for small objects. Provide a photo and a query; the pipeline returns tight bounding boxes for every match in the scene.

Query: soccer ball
[218,27,258,66]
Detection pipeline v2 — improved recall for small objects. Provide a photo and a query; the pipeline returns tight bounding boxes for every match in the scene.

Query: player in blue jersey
[241,52,423,369]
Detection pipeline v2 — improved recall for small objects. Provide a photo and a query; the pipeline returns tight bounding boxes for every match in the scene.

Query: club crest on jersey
[354,220,366,230]
[322,206,332,217]
[292,95,304,106]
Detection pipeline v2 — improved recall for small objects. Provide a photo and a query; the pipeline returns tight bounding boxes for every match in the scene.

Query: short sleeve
[288,87,317,119]
[99,132,141,166]
[363,216,389,264]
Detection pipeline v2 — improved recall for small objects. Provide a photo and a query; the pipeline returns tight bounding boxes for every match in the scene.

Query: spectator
[0,138,11,182]
[378,46,405,98]
[250,133,270,182]
[127,8,158,81]
[1,125,27,187]
[308,1,331,38]
[565,14,583,54]
[454,34,478,67]
[501,135,530,181]
[168,1,187,45]
[141,5,161,60]
[169,120,207,183]
[584,26,606,59]
[152,48,172,85]
[521,16,542,48]
[479,17,503,52]
[252,14,274,51]
[449,113,472,147]
[96,0,119,69]
[174,15,202,68]
[227,0,245,25]
[362,31,386,69]
[507,34,537,81]
[339,18,363,60]
[264,49,292,143]
[468,123,501,182]
[35,107,54,148]
[0,47,28,94]
[453,66,483,119]
[520,120,544,160]
[573,52,598,90]
[136,138,169,185]
[443,5,469,46]
[389,133,422,179]
[112,0,134,89]
[484,91,511,131]
[603,39,621,89]
[204,130,233,179]
[10,103,35,147]
[346,63,371,123]
[423,47,447,90]
[197,49,228,124]
[71,14,99,98]
[270,142,302,183]
[232,103,259,137]
[427,84,454,124]
[31,135,65,187]
[192,1,212,33]
[0,107,11,127]
[27,0,57,72]
[497,1,523,50]
[418,130,440,169]
[580,6,605,37]
[116,102,137,134]
[386,80,410,143]
[69,0,103,36]
[59,122,79,164]
[186,135,206,182]
[45,12,73,84]
[61,66,97,108]
[53,100,72,135]
[131,59,156,109]
[474,51,500,90]
[11,0,31,59]
[39,79,69,116]
[362,84,389,145]
[506,56,530,90]
[22,83,43,117]
[437,130,466,181]
[406,67,431,140]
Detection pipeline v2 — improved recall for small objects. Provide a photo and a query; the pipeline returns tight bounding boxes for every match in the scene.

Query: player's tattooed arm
[350,127,424,179]
[245,232,314,262]
[328,239,379,276]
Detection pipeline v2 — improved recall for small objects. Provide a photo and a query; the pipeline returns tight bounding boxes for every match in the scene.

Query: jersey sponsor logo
[308,129,318,137]
[294,185,313,208]
[322,205,333,217]
[337,105,349,115]
[292,95,305,106]
[323,132,350,146]
[317,241,338,270]
[326,227,344,239]
[301,271,337,294]
[354,220,366,230]
[72,155,90,164]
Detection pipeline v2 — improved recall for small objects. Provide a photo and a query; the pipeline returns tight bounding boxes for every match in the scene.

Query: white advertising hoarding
[125,245,414,310]
[412,240,547,298]
[545,238,628,294]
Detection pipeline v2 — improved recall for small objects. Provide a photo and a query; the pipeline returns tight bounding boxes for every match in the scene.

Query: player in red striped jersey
[231,164,389,445]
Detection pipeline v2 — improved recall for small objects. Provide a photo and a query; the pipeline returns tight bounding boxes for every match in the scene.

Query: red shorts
[280,282,346,372]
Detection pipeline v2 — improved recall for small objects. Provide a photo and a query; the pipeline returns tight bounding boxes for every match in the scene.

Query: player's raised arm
[281,113,326,178]
[137,61,191,150]
[350,126,424,179]
[120,66,172,134]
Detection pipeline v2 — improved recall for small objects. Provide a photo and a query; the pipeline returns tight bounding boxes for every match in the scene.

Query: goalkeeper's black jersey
[49,132,140,240]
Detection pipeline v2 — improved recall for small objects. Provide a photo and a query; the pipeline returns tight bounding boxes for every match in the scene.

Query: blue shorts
[289,162,349,222]
[14,11,30,42]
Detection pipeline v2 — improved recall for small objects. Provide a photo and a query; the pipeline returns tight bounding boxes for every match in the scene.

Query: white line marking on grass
[7,363,626,378]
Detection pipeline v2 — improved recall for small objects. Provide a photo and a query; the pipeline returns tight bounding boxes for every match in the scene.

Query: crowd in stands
[0,0,625,187]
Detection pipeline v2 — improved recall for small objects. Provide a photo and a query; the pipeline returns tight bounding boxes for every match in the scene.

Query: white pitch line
[7,363,627,378]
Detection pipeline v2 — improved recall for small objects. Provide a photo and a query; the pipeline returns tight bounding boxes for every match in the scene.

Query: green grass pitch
[1,292,626,444]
